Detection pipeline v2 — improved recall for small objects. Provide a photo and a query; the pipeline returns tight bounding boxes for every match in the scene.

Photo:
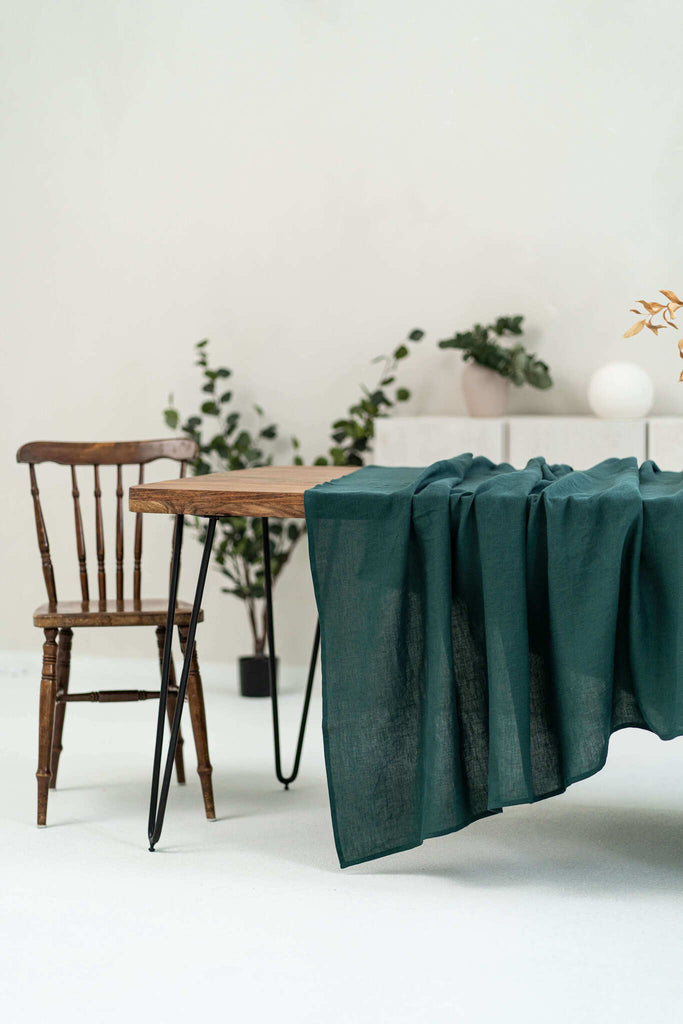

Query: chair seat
[33,599,203,628]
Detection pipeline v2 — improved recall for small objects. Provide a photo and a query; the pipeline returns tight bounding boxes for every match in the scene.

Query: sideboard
[373,416,683,469]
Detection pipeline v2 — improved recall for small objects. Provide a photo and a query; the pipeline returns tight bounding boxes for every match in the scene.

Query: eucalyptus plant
[164,340,304,656]
[438,316,552,389]
[314,328,424,466]
[163,331,423,654]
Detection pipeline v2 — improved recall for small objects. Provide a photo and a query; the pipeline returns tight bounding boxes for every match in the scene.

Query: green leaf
[200,401,219,415]
[196,339,209,349]
[394,344,409,359]
[396,387,410,401]
[408,329,424,341]
[219,390,232,403]
[164,408,179,429]
[202,381,215,393]
[216,367,232,378]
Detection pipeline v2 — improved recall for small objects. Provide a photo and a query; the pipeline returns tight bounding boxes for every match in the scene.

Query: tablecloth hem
[332,718,666,868]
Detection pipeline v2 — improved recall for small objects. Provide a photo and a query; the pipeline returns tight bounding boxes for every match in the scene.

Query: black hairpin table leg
[148,516,217,851]
[261,517,320,789]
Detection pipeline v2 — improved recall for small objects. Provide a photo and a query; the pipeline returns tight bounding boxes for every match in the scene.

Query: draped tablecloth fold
[304,456,683,867]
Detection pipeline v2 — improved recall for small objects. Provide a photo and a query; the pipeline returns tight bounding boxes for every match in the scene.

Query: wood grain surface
[17,438,197,466]
[33,598,203,628]
[129,465,358,518]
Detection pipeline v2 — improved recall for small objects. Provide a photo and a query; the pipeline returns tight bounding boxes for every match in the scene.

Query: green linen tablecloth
[304,455,683,868]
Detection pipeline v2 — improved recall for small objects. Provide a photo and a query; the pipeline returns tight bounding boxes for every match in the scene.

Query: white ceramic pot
[461,361,510,417]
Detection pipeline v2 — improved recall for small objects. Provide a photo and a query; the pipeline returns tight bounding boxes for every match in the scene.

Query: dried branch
[624,290,683,378]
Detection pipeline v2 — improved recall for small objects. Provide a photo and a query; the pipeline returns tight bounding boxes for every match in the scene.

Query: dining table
[129,465,356,851]
[132,455,683,867]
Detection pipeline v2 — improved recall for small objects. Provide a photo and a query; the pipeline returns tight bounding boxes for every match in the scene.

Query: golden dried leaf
[629,308,642,315]
[623,319,647,337]
[645,320,665,334]
[668,301,682,317]
[678,368,683,381]
[663,306,678,326]
[661,289,683,304]
[678,337,683,356]
[639,300,664,314]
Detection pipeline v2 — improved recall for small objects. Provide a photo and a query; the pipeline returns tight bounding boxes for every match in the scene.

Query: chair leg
[37,628,59,826]
[50,627,73,789]
[178,624,215,820]
[155,626,185,784]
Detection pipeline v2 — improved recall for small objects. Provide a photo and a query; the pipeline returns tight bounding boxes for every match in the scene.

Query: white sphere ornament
[587,362,654,419]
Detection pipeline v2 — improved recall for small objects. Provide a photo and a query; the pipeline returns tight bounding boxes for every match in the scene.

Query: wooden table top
[129,465,357,518]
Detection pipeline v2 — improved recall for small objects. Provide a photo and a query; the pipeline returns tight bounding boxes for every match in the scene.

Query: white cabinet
[647,418,683,469]
[374,416,671,469]
[507,417,646,468]
[373,416,505,467]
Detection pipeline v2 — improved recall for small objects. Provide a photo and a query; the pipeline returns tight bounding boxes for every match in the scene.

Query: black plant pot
[239,655,277,698]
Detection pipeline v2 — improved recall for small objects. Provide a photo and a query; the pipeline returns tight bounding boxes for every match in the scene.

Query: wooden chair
[16,439,215,827]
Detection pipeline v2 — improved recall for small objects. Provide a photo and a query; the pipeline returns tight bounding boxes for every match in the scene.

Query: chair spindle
[93,465,106,601]
[133,464,144,602]
[29,465,57,606]
[116,465,124,601]
[70,466,89,601]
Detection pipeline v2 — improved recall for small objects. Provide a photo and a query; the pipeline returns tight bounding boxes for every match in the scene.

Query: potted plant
[164,340,304,696]
[438,315,552,416]
[163,331,422,694]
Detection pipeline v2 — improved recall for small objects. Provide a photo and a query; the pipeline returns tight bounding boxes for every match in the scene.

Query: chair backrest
[16,439,198,606]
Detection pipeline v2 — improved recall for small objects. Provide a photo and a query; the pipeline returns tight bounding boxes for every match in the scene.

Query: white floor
[1,649,682,1024]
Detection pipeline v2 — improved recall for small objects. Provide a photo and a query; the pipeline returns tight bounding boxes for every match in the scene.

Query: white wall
[2,0,682,664]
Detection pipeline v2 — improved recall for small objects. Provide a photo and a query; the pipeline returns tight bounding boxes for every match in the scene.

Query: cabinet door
[647,418,683,469]
[373,417,505,467]
[508,417,647,468]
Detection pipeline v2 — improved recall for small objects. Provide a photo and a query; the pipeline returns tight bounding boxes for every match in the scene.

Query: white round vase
[462,361,510,417]
[587,362,654,419]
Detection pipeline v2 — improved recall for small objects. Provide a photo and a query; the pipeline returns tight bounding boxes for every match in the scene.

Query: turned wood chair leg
[50,627,73,789]
[155,626,185,784]
[178,624,215,819]
[37,628,59,826]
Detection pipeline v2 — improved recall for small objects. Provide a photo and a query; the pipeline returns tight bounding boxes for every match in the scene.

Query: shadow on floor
[357,801,683,893]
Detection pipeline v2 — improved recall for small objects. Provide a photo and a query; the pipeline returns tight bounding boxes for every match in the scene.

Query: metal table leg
[148,512,317,850]
[148,516,217,851]
[261,517,319,789]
